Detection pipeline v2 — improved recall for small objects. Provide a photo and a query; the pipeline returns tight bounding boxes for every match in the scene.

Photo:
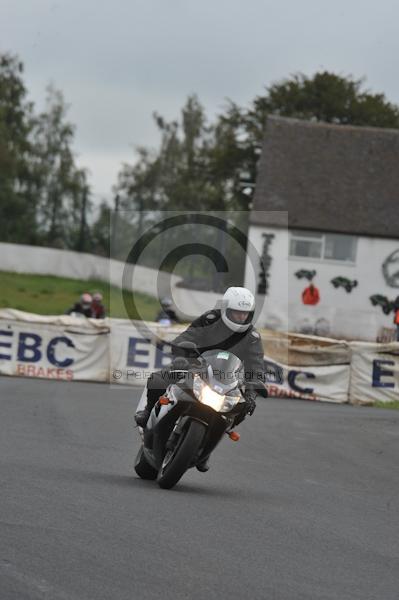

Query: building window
[289,231,323,259]
[289,230,357,263]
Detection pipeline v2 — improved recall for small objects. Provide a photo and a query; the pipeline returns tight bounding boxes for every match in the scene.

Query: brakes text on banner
[0,318,109,382]
[349,342,399,404]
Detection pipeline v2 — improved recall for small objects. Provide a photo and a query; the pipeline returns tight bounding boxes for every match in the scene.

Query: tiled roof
[251,116,399,239]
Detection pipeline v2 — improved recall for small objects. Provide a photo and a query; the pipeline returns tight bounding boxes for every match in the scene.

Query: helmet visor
[226,308,253,325]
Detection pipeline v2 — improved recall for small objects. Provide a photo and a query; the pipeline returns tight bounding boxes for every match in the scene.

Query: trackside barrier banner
[0,310,109,382]
[260,331,351,403]
[264,354,350,403]
[349,342,399,405]
[110,319,183,386]
[1,310,398,404]
[109,321,351,403]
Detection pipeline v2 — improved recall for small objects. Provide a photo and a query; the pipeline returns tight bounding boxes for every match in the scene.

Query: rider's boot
[136,374,168,428]
[196,456,210,472]
[134,405,151,428]
[135,380,166,428]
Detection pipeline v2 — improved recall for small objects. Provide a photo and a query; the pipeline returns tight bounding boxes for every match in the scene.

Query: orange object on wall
[302,284,320,305]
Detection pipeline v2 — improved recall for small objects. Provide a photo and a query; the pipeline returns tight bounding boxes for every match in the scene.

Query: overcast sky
[3,0,399,205]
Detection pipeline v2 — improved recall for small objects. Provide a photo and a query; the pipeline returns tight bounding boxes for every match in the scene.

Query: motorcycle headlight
[193,375,241,413]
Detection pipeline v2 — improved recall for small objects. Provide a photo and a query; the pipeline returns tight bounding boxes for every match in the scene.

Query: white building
[245,116,399,341]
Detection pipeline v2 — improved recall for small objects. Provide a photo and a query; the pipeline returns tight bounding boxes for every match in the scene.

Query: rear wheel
[134,446,158,480]
[157,420,206,490]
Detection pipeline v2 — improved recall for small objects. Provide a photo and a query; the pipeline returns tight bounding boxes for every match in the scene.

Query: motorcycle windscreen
[201,350,244,393]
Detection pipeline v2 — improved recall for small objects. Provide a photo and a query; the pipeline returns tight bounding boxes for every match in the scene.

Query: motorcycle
[134,342,266,489]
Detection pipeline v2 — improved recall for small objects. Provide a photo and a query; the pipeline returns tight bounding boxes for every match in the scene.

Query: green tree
[241,71,399,145]
[115,95,219,214]
[91,200,110,256]
[114,95,215,267]
[34,85,92,249]
[114,96,250,286]
[0,53,39,243]
[0,54,93,250]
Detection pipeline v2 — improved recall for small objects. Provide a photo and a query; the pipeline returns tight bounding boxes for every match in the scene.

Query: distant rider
[135,287,266,471]
[92,292,106,319]
[156,297,180,325]
[66,293,94,318]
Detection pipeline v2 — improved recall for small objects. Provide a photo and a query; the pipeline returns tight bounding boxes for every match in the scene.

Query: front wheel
[157,420,206,490]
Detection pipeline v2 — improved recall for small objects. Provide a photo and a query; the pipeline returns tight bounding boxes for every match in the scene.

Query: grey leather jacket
[172,309,265,384]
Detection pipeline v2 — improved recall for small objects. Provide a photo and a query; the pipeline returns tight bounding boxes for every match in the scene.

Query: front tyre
[157,420,206,490]
[134,446,158,480]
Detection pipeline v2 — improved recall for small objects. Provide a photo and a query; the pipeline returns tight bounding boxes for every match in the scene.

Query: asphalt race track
[1,376,398,600]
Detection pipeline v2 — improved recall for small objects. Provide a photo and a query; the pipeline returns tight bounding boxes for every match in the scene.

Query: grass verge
[373,401,399,410]
[0,271,160,320]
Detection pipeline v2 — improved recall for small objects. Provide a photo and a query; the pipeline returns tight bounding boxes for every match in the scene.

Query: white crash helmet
[161,297,172,308]
[80,292,92,309]
[221,287,255,333]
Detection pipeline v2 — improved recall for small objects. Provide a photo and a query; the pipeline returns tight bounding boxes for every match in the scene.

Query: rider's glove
[244,390,257,416]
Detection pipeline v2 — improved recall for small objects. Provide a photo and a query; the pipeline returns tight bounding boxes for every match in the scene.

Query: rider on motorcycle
[156,297,180,325]
[135,287,266,470]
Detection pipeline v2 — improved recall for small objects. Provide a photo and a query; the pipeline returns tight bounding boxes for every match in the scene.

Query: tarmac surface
[1,375,398,600]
